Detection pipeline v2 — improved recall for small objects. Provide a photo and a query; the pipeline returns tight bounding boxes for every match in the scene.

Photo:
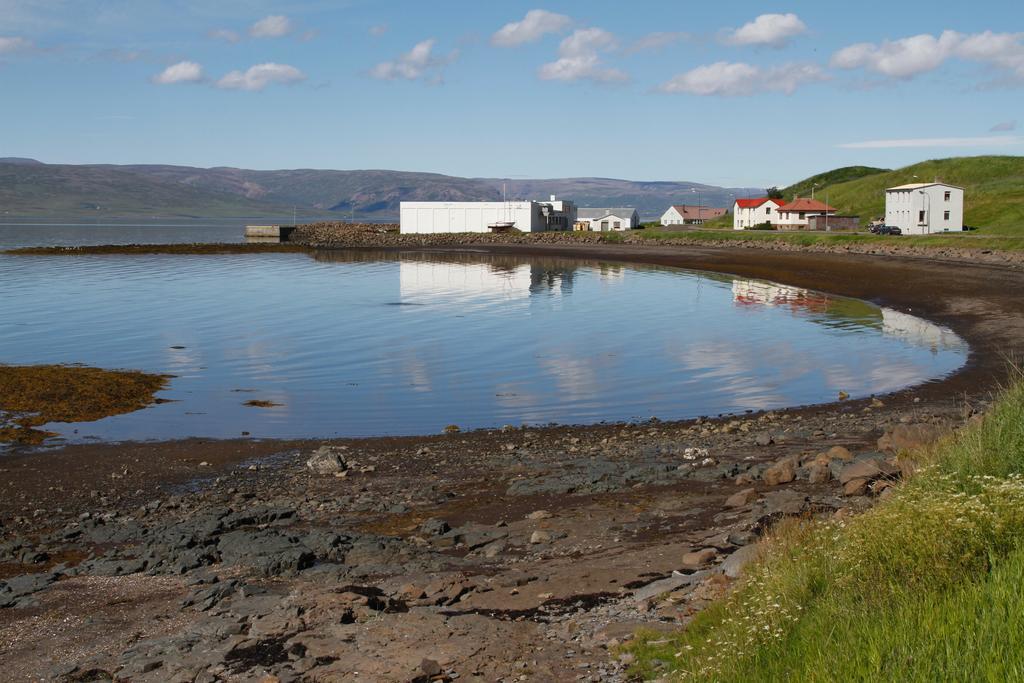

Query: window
[613,221,621,230]
[944,211,950,220]
[766,207,772,214]
[799,212,805,220]
[919,210,926,223]
[944,191,951,201]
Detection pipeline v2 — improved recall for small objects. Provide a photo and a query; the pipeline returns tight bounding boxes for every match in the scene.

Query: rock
[632,572,706,603]
[838,458,898,486]
[443,424,461,434]
[724,488,758,508]
[217,530,315,577]
[827,446,853,462]
[681,548,716,570]
[838,391,850,401]
[419,518,451,536]
[806,462,831,484]
[529,530,552,545]
[305,446,348,474]
[880,423,949,452]
[754,432,774,447]
[843,478,870,496]
[763,458,796,486]
[420,659,442,677]
[720,544,760,579]
[526,510,553,520]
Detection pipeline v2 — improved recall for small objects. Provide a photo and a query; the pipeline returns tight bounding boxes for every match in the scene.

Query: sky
[0,0,1022,186]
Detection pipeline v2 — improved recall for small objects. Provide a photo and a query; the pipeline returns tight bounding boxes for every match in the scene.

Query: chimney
[550,194,556,202]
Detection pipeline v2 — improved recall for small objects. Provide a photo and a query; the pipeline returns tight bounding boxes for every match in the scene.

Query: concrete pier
[244,225,297,240]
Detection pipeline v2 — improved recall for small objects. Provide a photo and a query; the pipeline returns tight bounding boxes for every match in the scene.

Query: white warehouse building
[400,197,576,234]
[884,182,964,235]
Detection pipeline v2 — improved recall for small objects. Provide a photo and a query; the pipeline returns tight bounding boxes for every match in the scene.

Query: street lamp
[691,188,702,224]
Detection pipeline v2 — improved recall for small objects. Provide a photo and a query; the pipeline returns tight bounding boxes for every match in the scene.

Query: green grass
[626,370,1024,681]
[634,228,1024,251]
[779,156,1024,235]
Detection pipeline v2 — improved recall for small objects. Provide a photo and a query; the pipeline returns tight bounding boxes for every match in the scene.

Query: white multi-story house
[884,182,964,234]
[732,198,785,230]
[576,208,639,231]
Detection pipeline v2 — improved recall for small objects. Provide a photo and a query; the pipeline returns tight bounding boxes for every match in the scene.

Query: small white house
[884,182,964,235]
[400,197,576,234]
[661,205,728,226]
[576,208,639,231]
[732,198,785,230]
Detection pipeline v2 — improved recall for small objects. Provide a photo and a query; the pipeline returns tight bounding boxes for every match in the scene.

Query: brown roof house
[775,197,836,230]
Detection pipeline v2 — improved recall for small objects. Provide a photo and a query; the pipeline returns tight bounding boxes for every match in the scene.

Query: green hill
[782,156,1024,234]
[783,166,889,200]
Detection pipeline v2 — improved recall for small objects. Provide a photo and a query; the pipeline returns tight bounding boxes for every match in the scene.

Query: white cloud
[208,28,240,43]
[249,15,293,39]
[0,36,32,53]
[369,39,458,83]
[726,13,807,48]
[151,60,204,85]
[659,61,826,96]
[538,28,627,83]
[216,63,305,91]
[831,30,1024,81]
[991,120,1017,132]
[492,9,571,47]
[627,31,688,54]
[838,136,1024,149]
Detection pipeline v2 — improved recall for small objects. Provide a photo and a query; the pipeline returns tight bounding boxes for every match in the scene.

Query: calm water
[0,222,245,249]
[0,239,968,444]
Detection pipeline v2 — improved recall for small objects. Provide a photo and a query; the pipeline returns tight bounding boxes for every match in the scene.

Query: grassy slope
[635,228,1024,251]
[627,372,1024,681]
[783,165,889,200]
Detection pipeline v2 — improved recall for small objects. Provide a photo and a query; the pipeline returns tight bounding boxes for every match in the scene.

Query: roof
[668,205,728,219]
[778,198,836,212]
[578,207,638,220]
[886,182,964,191]
[734,197,784,209]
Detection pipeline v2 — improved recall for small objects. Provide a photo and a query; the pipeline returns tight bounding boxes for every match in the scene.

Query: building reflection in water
[731,278,965,352]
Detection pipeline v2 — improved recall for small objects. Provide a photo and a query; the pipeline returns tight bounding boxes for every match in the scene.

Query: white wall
[400,202,538,233]
[885,185,963,235]
[661,207,683,226]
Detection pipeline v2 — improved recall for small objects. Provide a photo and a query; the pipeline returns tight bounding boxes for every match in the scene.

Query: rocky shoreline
[3,242,1024,681]
[289,222,1024,269]
[0,396,973,682]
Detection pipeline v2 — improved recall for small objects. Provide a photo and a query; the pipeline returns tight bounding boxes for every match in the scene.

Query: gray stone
[305,446,349,474]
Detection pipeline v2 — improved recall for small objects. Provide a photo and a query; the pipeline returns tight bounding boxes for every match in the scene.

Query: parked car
[870,225,902,235]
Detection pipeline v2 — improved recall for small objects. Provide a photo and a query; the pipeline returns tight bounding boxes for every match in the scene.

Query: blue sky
[1,0,1022,186]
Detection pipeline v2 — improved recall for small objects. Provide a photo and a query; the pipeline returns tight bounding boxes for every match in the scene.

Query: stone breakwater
[0,395,979,681]
[289,223,1024,268]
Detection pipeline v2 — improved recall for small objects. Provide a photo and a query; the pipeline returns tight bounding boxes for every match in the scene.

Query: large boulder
[763,458,796,486]
[306,446,349,474]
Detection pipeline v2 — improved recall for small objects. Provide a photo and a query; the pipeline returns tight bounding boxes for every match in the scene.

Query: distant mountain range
[0,158,762,221]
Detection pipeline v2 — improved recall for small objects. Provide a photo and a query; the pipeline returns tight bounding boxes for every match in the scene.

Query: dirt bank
[1,243,1023,682]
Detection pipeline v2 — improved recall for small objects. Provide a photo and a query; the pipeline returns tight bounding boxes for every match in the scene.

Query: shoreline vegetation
[0,364,171,444]
[626,370,1024,681]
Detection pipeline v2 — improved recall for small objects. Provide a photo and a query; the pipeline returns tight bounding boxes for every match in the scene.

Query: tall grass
[627,372,1024,681]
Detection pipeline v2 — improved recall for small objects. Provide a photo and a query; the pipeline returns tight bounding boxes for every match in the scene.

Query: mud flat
[2,243,1023,681]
